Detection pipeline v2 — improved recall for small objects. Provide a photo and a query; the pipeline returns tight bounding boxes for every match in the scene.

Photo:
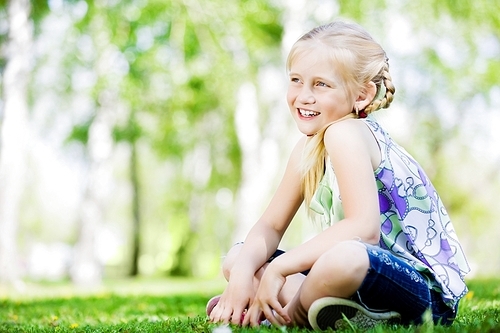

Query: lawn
[0,277,498,332]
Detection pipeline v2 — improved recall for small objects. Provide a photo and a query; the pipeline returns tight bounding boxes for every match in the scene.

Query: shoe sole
[308,297,401,330]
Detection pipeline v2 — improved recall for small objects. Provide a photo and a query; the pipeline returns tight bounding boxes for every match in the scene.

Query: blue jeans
[268,243,457,326]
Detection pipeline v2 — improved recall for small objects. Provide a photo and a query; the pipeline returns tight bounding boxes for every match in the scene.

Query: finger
[230,298,250,325]
[245,305,262,327]
[272,304,291,324]
[264,302,290,327]
[250,310,264,327]
[210,303,228,323]
[230,307,244,326]
[210,297,229,322]
[242,309,250,327]
[222,307,235,324]
[275,313,287,326]
[274,310,289,326]
[209,303,221,322]
[262,306,281,327]
[211,302,232,324]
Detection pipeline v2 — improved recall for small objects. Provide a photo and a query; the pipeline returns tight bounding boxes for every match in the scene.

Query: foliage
[3,0,499,281]
[32,0,284,278]
[0,5,7,75]
[0,278,498,332]
[82,0,281,276]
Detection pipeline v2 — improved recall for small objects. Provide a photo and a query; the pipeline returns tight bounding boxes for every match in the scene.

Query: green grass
[0,278,498,332]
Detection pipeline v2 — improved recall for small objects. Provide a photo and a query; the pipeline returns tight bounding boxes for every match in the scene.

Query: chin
[294,123,316,136]
[297,128,317,137]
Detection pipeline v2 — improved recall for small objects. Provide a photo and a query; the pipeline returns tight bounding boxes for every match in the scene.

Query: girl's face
[287,45,353,136]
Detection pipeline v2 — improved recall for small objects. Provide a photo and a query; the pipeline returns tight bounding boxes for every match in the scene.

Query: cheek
[286,88,296,106]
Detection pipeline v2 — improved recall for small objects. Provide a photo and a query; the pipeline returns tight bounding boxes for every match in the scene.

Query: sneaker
[308,297,401,330]
[206,295,221,316]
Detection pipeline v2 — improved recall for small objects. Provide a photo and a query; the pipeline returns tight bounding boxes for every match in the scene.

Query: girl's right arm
[209,136,306,325]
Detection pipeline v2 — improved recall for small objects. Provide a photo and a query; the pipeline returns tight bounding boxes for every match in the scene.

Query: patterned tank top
[310,117,470,308]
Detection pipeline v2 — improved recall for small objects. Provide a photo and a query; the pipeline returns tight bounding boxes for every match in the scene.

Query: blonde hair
[287,22,396,214]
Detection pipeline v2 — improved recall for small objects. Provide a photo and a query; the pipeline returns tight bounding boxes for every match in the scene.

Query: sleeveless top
[310,117,470,308]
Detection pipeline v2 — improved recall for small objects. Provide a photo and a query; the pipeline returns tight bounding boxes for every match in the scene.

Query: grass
[0,277,498,332]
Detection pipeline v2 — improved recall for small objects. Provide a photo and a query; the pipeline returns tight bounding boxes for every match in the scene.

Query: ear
[355,81,376,110]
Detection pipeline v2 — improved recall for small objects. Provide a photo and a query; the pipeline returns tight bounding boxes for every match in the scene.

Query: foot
[308,297,401,330]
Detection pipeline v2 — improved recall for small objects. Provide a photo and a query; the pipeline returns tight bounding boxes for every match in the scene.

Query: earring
[355,105,359,117]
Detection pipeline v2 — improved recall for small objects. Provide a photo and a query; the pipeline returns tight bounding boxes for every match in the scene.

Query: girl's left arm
[268,119,381,278]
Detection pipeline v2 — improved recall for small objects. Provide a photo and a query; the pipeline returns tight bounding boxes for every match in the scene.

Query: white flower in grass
[212,325,232,333]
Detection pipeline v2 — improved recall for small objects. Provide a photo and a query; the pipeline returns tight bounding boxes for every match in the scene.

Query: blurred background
[0,0,499,294]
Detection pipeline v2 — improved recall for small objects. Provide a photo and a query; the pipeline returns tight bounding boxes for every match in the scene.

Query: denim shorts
[268,243,457,326]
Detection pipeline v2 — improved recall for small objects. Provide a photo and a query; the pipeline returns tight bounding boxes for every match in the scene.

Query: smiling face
[287,44,354,136]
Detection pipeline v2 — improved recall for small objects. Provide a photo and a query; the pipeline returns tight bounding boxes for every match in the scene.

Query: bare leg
[286,240,370,326]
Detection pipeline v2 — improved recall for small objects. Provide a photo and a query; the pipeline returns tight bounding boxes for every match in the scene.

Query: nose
[297,86,315,104]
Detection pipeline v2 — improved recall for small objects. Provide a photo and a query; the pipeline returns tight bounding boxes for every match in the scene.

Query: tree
[65,0,284,277]
[0,0,32,284]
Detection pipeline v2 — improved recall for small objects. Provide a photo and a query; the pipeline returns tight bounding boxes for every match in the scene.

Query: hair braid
[363,63,396,115]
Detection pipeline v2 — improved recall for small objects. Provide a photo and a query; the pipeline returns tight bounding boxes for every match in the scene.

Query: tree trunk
[233,83,266,242]
[70,107,114,286]
[0,0,32,284]
[129,140,141,276]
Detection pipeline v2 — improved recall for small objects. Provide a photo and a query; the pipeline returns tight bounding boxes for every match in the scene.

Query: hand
[242,265,291,327]
[209,276,253,325]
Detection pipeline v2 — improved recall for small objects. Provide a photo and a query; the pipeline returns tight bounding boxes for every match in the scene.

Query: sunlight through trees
[0,0,498,286]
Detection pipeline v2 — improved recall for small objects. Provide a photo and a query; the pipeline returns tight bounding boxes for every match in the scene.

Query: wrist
[269,252,305,277]
[229,263,256,280]
[267,258,288,278]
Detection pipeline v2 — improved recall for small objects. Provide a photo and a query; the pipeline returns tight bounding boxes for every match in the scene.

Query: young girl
[207,21,470,330]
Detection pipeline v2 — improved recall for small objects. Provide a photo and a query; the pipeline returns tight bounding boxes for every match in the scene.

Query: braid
[363,62,396,115]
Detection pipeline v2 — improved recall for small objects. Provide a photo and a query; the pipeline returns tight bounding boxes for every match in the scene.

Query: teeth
[299,109,320,117]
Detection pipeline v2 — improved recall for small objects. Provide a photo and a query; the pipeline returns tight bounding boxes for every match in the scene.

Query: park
[0,0,499,331]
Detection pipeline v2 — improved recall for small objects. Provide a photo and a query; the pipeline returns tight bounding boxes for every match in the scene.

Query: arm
[268,119,381,280]
[246,120,383,326]
[210,137,305,325]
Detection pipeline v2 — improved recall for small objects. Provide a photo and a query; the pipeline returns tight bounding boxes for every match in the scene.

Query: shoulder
[324,119,381,170]
[324,119,374,151]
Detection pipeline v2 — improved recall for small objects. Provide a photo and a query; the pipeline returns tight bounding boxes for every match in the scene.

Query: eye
[290,77,301,83]
[316,81,330,87]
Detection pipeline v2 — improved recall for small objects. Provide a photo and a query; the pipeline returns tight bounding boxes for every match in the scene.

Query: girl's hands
[242,265,291,327]
[209,277,253,325]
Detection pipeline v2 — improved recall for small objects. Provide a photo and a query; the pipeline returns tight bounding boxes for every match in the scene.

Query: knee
[221,243,243,280]
[313,240,369,279]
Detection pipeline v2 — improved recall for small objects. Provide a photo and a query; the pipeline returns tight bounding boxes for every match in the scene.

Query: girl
[207,21,470,330]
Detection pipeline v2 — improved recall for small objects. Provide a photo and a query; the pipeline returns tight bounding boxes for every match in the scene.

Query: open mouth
[298,108,320,118]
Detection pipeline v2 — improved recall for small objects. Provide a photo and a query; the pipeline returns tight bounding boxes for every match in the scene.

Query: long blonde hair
[287,22,396,213]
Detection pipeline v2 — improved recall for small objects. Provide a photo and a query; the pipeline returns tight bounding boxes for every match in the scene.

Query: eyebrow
[289,72,338,84]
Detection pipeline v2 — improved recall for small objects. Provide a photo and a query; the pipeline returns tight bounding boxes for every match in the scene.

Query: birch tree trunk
[69,13,119,285]
[0,0,32,283]
[232,83,265,242]
[70,106,114,286]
